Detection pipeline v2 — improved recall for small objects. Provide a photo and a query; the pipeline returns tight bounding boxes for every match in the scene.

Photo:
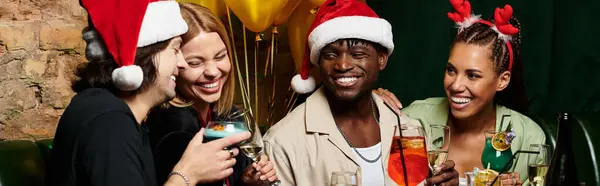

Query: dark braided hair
[451,17,529,114]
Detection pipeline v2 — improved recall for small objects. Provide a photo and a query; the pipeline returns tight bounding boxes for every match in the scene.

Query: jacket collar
[303,87,406,167]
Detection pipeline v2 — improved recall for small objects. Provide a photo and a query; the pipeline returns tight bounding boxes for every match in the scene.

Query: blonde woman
[146,3,277,186]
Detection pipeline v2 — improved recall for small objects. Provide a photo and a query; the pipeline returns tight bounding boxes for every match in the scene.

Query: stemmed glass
[233,109,281,186]
[205,118,250,186]
[527,144,550,186]
[330,171,358,186]
[427,125,450,175]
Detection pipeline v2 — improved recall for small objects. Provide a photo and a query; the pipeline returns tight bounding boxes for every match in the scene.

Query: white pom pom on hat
[290,0,394,94]
[112,65,144,91]
[291,74,316,94]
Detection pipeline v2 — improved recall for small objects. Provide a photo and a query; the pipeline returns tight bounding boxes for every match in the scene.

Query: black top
[46,88,157,186]
[146,105,252,186]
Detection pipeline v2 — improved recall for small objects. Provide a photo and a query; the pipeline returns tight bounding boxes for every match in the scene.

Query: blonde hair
[169,3,236,117]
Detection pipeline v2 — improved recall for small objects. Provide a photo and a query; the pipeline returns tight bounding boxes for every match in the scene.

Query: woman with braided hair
[376,2,545,186]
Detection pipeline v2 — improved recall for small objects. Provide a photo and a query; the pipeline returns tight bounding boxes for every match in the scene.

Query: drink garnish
[492,118,515,151]
[212,124,225,131]
[491,132,510,151]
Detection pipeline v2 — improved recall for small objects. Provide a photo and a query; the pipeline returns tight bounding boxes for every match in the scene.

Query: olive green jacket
[402,98,546,185]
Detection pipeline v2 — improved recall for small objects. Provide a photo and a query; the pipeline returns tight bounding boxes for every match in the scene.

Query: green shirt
[402,97,546,185]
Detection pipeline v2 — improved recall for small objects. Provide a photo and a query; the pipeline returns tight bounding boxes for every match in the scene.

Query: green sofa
[0,139,52,186]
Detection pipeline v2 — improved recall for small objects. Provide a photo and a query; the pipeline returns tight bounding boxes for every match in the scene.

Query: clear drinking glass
[330,172,358,186]
[233,109,281,186]
[527,144,551,186]
[204,121,249,142]
[464,172,475,186]
[205,112,251,186]
[387,125,428,186]
[481,130,513,172]
[427,125,450,174]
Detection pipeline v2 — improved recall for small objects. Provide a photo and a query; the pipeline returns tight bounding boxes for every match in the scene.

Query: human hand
[425,160,460,186]
[373,88,403,115]
[173,128,251,184]
[499,172,522,186]
[242,154,278,185]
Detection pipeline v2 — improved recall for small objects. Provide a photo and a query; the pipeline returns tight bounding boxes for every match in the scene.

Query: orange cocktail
[388,136,429,186]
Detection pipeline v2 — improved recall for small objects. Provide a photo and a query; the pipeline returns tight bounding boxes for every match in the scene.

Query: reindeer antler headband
[448,0,519,71]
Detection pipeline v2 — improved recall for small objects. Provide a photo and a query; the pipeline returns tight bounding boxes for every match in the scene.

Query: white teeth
[201,82,218,88]
[451,97,472,104]
[336,77,357,83]
[170,75,176,81]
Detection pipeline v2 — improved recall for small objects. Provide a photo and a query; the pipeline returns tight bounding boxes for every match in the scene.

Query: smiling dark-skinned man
[263,0,460,185]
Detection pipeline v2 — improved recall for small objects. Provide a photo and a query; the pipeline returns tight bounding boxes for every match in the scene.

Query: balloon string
[268,27,278,126]
[271,27,278,74]
[268,76,277,126]
[262,42,271,116]
[226,6,250,112]
[288,93,298,113]
[284,88,298,114]
[254,33,260,126]
[283,89,293,113]
[280,86,292,119]
[263,43,271,76]
[262,43,272,123]
[243,27,253,117]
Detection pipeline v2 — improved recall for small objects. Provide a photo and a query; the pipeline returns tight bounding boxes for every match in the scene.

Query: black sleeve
[78,112,148,186]
[152,131,194,185]
[146,108,175,149]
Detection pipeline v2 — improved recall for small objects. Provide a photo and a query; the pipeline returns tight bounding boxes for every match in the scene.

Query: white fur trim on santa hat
[112,65,144,91]
[291,74,316,94]
[308,16,394,65]
[137,1,188,47]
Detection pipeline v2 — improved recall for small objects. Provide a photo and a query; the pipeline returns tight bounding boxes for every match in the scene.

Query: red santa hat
[290,0,394,94]
[80,0,188,91]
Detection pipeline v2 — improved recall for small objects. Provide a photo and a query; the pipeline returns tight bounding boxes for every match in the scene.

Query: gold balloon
[177,0,227,17]
[224,0,288,32]
[309,0,366,8]
[273,0,301,26]
[287,1,315,73]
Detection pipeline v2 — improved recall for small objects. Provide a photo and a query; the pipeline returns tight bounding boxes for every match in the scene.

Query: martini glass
[204,121,250,142]
[205,120,249,186]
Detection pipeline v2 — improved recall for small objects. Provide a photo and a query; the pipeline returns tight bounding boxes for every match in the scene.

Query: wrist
[172,163,199,185]
[169,171,190,186]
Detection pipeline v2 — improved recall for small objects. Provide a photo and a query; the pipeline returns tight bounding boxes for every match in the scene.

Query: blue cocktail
[204,121,249,143]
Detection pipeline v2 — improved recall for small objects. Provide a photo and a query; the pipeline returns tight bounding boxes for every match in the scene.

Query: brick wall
[0,1,302,140]
[0,0,87,140]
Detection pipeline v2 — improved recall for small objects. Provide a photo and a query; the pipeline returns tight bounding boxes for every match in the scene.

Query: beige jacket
[263,87,424,186]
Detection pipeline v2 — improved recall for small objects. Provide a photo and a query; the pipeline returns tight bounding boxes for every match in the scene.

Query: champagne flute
[330,172,358,186]
[427,125,450,175]
[235,109,281,186]
[528,144,550,186]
